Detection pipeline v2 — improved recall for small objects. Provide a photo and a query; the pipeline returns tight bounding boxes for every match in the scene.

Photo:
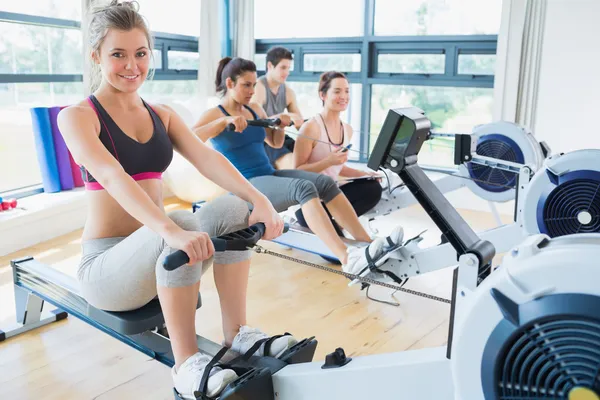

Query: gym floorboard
[0,197,511,400]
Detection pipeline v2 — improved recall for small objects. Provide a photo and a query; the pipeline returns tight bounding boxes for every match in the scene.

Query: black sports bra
[83,95,173,190]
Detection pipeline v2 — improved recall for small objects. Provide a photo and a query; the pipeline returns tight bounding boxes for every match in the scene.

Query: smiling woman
[52,1,293,398]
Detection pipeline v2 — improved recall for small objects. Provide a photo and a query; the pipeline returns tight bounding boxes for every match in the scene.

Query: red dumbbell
[0,199,18,211]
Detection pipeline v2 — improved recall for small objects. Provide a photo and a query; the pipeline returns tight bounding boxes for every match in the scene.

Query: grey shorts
[249,169,342,212]
[77,195,251,312]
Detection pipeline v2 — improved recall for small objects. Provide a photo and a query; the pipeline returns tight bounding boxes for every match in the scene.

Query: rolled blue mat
[48,107,74,190]
[30,107,61,193]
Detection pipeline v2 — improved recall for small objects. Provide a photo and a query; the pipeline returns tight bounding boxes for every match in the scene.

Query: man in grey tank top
[252,47,304,169]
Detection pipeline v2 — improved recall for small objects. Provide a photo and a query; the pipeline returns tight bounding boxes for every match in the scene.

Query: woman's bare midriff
[82,179,164,241]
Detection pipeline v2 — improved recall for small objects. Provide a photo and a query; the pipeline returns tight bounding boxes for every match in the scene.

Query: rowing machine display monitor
[368,107,495,270]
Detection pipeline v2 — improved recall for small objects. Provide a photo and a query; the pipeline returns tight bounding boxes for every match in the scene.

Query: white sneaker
[343,226,404,276]
[172,352,238,399]
[231,326,298,358]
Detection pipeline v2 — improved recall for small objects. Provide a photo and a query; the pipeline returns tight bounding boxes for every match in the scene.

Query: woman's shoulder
[56,98,101,138]
[58,99,97,125]
[299,117,321,139]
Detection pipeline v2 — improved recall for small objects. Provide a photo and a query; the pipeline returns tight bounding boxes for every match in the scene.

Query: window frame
[0,12,200,197]
[254,0,498,162]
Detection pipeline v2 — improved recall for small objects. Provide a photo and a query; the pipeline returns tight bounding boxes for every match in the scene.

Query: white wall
[534,0,600,153]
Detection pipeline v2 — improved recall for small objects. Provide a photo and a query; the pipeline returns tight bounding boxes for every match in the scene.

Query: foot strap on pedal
[230,332,294,365]
[356,244,405,287]
[195,347,230,400]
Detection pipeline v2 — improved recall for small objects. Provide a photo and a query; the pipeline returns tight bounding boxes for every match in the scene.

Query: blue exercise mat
[30,107,61,193]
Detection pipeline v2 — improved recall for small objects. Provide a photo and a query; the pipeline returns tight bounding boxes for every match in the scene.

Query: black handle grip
[247,118,281,128]
[226,118,282,131]
[163,223,288,271]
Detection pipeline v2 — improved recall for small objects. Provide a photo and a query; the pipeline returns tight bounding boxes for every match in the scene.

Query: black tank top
[82,95,173,190]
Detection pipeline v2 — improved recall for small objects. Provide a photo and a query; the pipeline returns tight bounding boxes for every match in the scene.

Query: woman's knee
[296,179,319,205]
[160,209,209,285]
[367,181,383,204]
[193,195,251,237]
[316,174,342,203]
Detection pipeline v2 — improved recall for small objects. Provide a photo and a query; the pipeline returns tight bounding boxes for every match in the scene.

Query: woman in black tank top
[56,3,293,398]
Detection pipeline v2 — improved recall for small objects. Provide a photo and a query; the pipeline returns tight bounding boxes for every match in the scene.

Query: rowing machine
[366,120,549,222]
[1,223,318,400]
[264,107,600,399]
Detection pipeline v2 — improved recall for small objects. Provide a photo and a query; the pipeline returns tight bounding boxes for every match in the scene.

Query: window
[457,53,496,75]
[135,0,201,36]
[0,82,84,193]
[0,22,83,74]
[152,49,163,70]
[378,53,445,74]
[254,53,266,71]
[139,80,199,105]
[0,0,82,20]
[374,0,502,36]
[254,0,364,39]
[370,85,493,166]
[286,81,363,161]
[303,54,361,73]
[167,50,199,70]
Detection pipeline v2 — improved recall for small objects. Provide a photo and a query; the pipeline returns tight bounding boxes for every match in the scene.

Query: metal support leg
[0,285,68,342]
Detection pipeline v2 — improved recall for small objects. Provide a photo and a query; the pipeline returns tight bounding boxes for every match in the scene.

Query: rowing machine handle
[225,118,284,131]
[163,223,289,271]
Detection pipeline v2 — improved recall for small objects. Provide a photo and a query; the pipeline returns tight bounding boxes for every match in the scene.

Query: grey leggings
[249,170,342,212]
[77,195,251,312]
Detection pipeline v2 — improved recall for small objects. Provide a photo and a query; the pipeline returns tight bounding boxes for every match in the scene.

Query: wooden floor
[0,198,511,400]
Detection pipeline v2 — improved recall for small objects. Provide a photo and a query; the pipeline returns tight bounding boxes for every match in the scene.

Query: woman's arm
[160,104,268,205]
[192,108,248,141]
[293,120,335,173]
[249,102,285,148]
[57,106,182,237]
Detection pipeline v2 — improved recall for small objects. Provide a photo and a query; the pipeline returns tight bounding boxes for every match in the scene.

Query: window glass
[370,84,493,166]
[136,0,201,36]
[0,0,82,20]
[255,0,363,38]
[139,79,199,105]
[304,54,361,72]
[167,50,199,70]
[457,54,496,75]
[374,0,502,36]
[0,23,82,74]
[378,53,445,74]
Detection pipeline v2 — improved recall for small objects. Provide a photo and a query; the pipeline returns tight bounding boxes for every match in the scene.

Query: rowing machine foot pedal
[279,336,318,364]
[173,367,274,400]
[321,347,352,369]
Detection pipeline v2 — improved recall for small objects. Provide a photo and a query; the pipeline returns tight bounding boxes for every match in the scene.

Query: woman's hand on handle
[248,195,284,240]
[276,114,293,128]
[163,227,215,265]
[223,116,247,133]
